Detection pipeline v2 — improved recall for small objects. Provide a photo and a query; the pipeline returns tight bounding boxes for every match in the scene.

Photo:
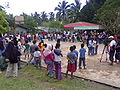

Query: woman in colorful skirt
[66,46,77,79]
[43,44,54,77]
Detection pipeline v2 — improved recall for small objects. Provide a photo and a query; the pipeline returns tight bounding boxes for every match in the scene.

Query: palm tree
[54,0,71,21]
[49,12,55,21]
[33,12,42,26]
[67,0,81,22]
[41,11,48,22]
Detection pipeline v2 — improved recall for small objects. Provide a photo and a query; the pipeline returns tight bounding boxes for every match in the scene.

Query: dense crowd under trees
[0,0,120,34]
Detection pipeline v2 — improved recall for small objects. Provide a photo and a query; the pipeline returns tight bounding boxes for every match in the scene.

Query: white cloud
[0,0,86,16]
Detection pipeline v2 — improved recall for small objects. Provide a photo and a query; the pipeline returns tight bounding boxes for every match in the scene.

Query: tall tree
[49,12,55,21]
[0,6,9,33]
[95,0,120,33]
[67,0,81,22]
[33,12,42,26]
[6,14,14,27]
[80,0,106,23]
[41,11,48,22]
[54,0,71,21]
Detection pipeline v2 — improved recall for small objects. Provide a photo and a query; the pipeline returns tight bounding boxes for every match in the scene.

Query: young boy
[79,44,86,69]
[72,45,78,69]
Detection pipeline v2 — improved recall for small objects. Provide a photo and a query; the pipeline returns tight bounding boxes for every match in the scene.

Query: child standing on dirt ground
[24,40,30,60]
[72,45,78,70]
[53,43,63,80]
[66,46,77,79]
[79,44,86,69]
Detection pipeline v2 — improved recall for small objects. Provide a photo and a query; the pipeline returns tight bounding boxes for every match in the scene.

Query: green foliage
[49,12,55,21]
[0,11,9,33]
[41,21,49,27]
[48,20,63,29]
[55,0,71,21]
[80,0,106,23]
[20,13,37,30]
[95,0,120,33]
[41,11,48,22]
[6,14,14,27]
[67,0,82,23]
[32,12,42,26]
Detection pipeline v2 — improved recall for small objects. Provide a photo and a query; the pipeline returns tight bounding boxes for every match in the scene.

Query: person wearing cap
[115,36,120,63]
[109,36,117,65]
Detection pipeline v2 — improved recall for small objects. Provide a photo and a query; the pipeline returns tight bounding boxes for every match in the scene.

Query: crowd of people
[0,31,120,79]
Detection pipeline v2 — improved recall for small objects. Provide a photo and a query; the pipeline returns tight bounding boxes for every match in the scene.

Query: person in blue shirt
[72,45,78,69]
[79,44,86,69]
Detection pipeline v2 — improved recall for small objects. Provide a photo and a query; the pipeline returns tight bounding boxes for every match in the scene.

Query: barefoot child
[79,44,86,69]
[66,46,77,79]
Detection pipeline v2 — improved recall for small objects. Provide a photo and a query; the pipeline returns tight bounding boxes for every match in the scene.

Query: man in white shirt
[109,36,116,65]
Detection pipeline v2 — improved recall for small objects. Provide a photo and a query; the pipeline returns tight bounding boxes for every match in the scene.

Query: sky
[0,0,86,16]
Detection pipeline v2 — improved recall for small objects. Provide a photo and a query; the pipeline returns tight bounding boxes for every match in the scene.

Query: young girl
[24,40,30,60]
[43,44,54,77]
[66,46,77,79]
[53,43,63,80]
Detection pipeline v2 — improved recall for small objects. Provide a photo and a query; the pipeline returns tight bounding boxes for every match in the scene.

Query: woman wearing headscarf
[3,41,21,77]
[43,44,54,77]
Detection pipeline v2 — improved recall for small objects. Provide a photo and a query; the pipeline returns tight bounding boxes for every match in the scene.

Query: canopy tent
[64,21,104,30]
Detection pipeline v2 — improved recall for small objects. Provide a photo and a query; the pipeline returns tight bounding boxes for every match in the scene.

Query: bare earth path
[43,40,120,88]
[21,39,120,88]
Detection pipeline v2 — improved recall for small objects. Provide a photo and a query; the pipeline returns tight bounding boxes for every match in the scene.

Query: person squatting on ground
[53,43,63,80]
[34,47,41,68]
[66,46,77,79]
[3,41,21,77]
[108,36,116,65]
[44,44,54,77]
[79,44,86,69]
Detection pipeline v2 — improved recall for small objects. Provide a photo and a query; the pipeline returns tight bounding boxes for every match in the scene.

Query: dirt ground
[21,39,120,88]
[42,39,120,88]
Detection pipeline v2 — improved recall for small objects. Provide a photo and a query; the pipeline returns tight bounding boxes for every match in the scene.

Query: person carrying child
[66,46,77,79]
[79,44,86,69]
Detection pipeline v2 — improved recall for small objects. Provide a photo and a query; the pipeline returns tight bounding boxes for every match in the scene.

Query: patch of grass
[0,74,45,90]
[0,64,118,90]
[20,65,93,90]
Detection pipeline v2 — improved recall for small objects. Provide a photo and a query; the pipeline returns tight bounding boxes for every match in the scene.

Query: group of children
[66,44,86,79]
[23,39,87,79]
